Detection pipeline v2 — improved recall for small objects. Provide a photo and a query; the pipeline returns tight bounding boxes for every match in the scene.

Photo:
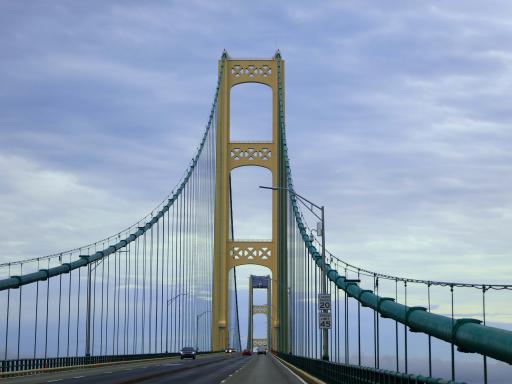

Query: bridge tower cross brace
[212,51,287,352]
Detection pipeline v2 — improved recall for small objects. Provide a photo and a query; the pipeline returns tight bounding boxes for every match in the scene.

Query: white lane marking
[72,376,85,379]
[103,371,112,374]
[164,363,182,366]
[271,356,307,384]
[123,368,132,371]
[47,380,62,383]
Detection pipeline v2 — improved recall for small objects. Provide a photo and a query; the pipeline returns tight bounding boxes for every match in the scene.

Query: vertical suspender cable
[373,274,377,368]
[450,284,455,381]
[335,265,339,362]
[404,280,408,373]
[190,170,194,350]
[44,259,50,358]
[186,179,191,347]
[116,244,120,354]
[4,264,10,361]
[117,240,121,354]
[92,253,97,355]
[149,224,153,353]
[345,275,348,364]
[67,255,72,357]
[112,248,116,354]
[124,237,129,354]
[173,200,178,352]
[170,201,175,352]
[305,245,310,357]
[34,260,40,359]
[482,285,488,384]
[57,267,62,357]
[106,250,110,355]
[189,177,193,348]
[178,188,183,349]
[315,254,319,358]
[134,235,139,354]
[76,264,81,356]
[395,278,399,372]
[161,211,165,353]
[142,232,146,353]
[357,269,361,366]
[166,204,170,353]
[155,220,159,353]
[427,282,432,377]
[16,263,23,360]
[183,185,187,348]
[100,249,105,355]
[376,276,380,368]
[132,236,137,354]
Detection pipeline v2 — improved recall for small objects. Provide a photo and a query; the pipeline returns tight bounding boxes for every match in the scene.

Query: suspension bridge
[0,51,511,384]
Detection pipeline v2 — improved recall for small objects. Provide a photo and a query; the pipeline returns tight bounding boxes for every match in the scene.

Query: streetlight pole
[196,310,211,352]
[166,293,188,352]
[260,185,329,361]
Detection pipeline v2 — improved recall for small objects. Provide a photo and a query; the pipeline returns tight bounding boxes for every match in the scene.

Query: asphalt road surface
[224,353,305,384]
[1,353,305,384]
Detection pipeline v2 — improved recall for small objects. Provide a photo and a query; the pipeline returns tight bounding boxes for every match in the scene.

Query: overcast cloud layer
[1,1,511,289]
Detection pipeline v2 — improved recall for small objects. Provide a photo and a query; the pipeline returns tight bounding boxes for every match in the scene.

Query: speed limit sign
[318,294,331,311]
[319,312,332,329]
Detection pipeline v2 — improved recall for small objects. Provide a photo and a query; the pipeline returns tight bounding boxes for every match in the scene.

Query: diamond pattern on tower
[231,64,272,78]
[229,245,272,260]
[230,147,272,161]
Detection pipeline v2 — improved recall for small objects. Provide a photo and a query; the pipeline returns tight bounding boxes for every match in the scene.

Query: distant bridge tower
[247,275,271,351]
[212,51,287,351]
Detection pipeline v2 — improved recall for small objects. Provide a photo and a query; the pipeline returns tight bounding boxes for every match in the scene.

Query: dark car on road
[180,347,197,359]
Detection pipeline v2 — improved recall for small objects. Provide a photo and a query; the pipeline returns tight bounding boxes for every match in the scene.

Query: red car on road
[242,349,252,356]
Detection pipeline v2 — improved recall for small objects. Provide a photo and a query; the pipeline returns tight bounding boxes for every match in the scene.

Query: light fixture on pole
[166,293,189,353]
[259,185,329,361]
[196,310,211,352]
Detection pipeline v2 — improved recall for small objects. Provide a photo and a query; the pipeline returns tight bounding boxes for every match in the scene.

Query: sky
[1,1,511,379]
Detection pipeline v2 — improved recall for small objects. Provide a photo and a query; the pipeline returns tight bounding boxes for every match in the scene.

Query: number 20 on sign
[318,293,331,310]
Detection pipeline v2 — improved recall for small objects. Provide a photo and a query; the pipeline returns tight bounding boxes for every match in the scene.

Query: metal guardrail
[0,353,179,373]
[276,352,464,384]
[0,351,221,374]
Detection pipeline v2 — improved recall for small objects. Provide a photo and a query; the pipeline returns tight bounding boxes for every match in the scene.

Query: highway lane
[0,353,248,384]
[223,353,305,384]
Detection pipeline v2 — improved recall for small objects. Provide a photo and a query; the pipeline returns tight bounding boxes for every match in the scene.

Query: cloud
[0,154,151,264]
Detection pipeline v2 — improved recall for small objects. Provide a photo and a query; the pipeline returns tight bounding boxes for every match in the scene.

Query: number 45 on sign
[319,312,332,329]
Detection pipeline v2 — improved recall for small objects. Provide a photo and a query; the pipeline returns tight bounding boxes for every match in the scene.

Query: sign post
[318,293,332,329]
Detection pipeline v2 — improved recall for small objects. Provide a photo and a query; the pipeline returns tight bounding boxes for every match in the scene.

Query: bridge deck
[1,353,306,384]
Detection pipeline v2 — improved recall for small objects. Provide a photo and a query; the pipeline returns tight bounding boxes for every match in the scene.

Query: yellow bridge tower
[212,51,287,351]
